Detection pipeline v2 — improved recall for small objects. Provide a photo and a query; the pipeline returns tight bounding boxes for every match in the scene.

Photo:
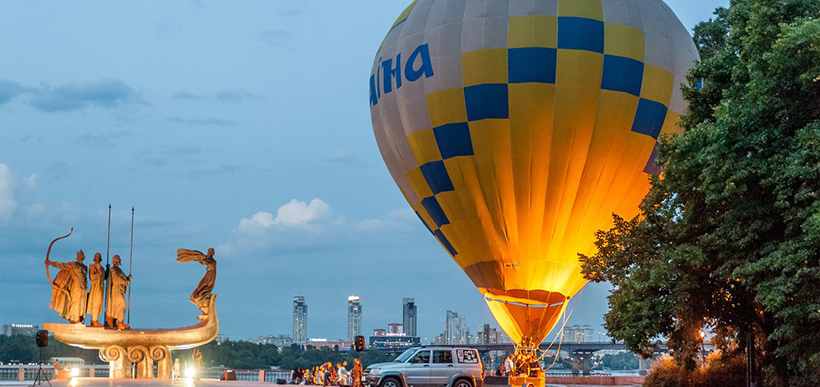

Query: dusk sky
[0,0,727,342]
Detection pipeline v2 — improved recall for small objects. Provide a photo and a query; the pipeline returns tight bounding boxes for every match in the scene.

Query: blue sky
[0,0,727,342]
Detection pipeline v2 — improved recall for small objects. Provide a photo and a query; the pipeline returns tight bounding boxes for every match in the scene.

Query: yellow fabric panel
[407,129,442,165]
[640,65,675,105]
[604,23,645,62]
[443,157,503,267]
[426,88,468,127]
[543,49,604,262]
[508,83,555,266]
[555,90,639,258]
[469,119,518,264]
[557,0,603,20]
[390,0,419,31]
[661,110,683,137]
[462,49,508,87]
[508,16,558,49]
[404,168,434,199]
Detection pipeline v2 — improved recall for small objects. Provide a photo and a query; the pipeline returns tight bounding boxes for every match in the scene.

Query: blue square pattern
[643,144,662,175]
[632,99,668,139]
[422,196,450,228]
[464,84,509,121]
[420,160,455,195]
[434,229,458,256]
[558,17,604,54]
[601,55,644,97]
[415,211,434,234]
[434,122,474,159]
[508,47,557,84]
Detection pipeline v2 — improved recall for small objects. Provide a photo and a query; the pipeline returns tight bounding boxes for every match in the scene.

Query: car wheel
[453,379,473,387]
[380,377,401,387]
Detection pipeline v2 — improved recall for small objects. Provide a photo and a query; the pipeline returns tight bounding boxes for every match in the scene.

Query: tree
[580,1,820,385]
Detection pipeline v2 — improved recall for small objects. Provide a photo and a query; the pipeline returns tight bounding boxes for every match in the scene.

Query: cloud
[165,116,235,127]
[22,174,37,190]
[215,91,264,103]
[172,90,265,103]
[235,199,333,251]
[274,198,331,227]
[0,80,26,105]
[172,92,202,101]
[30,79,141,112]
[355,208,417,231]
[0,165,17,220]
[77,129,131,147]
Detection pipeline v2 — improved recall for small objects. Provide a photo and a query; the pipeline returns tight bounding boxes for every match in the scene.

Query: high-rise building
[1,324,39,336]
[293,296,308,343]
[563,325,593,343]
[347,296,362,341]
[402,298,417,337]
[477,324,498,344]
[444,311,470,344]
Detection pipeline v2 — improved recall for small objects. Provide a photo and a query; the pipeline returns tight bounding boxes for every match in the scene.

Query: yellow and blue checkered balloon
[369,0,698,347]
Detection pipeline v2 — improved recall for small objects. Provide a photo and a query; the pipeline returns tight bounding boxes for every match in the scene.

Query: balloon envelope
[370,0,698,346]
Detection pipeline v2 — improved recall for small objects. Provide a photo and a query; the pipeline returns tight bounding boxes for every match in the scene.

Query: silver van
[364,346,483,387]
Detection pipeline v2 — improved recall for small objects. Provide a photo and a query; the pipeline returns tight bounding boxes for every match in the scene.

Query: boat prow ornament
[41,222,221,379]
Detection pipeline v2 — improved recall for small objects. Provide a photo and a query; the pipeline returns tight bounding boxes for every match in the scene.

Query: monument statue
[106,255,132,330]
[87,252,105,327]
[177,248,217,318]
[43,226,220,380]
[46,249,88,324]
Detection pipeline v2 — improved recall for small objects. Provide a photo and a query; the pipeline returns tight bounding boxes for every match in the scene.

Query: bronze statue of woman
[177,248,217,318]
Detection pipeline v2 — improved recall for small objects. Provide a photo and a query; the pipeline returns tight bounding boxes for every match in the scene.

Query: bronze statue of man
[106,255,132,330]
[177,248,217,318]
[46,250,88,323]
[86,252,105,327]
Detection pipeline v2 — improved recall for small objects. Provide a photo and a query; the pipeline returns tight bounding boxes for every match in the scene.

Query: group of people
[291,359,364,386]
[47,250,132,329]
[495,353,542,378]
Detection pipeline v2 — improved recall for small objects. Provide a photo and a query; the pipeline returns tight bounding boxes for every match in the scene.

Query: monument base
[44,295,219,380]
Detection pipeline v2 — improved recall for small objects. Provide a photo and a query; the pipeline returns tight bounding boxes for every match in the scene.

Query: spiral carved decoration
[149,345,170,361]
[99,345,127,363]
[127,346,148,363]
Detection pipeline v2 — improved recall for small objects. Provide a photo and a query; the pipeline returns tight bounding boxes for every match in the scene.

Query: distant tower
[347,296,362,341]
[445,310,468,344]
[293,296,308,343]
[402,298,417,337]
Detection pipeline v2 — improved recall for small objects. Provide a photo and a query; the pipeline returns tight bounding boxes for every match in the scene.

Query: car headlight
[368,368,380,375]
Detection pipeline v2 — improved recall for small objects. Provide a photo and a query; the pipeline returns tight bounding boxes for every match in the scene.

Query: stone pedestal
[99,344,172,379]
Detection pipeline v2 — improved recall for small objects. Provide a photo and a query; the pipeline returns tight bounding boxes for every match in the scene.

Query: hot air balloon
[369,0,698,357]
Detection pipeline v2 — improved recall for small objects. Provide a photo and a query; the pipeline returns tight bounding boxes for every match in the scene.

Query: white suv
[364,346,483,387]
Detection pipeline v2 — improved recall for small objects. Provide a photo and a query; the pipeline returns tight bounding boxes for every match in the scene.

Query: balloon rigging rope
[541,286,585,370]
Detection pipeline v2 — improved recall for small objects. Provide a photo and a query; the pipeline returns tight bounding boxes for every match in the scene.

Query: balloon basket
[509,374,544,387]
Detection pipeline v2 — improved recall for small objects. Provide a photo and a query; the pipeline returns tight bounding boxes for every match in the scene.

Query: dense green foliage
[579,0,820,385]
[0,335,395,370]
[185,341,395,370]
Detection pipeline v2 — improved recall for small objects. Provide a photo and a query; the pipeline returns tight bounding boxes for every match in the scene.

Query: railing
[0,366,289,382]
